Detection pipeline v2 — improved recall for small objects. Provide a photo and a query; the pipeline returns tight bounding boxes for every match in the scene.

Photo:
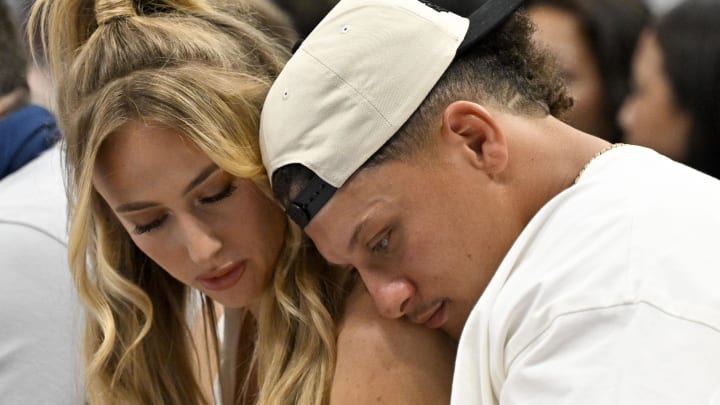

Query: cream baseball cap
[260,0,525,227]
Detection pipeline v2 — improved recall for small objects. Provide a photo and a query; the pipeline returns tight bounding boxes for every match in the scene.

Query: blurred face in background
[618,30,690,162]
[529,5,612,138]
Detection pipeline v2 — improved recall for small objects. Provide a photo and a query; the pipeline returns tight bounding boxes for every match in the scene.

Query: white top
[0,145,84,403]
[451,145,720,404]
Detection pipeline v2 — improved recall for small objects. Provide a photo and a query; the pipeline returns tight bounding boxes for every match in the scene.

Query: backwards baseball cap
[260,0,525,228]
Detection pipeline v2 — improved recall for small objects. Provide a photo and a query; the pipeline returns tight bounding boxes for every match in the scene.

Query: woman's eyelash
[134,214,168,235]
[200,184,237,204]
[133,184,236,235]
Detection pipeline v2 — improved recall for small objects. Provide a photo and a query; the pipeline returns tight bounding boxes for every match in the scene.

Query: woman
[527,0,649,143]
[29,0,455,403]
[618,0,720,179]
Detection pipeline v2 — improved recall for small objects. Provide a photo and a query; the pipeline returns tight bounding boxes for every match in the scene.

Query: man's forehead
[310,181,382,232]
[307,171,395,240]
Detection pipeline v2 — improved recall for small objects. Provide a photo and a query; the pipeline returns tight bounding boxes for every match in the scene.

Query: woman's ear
[440,100,508,174]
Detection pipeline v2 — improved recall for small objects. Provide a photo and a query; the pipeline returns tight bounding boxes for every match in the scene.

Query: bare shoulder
[330,283,456,405]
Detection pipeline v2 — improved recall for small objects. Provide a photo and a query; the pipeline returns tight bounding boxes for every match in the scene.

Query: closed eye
[134,213,168,235]
[199,184,237,204]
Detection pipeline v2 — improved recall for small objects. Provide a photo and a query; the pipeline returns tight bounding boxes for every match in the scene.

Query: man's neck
[507,115,611,226]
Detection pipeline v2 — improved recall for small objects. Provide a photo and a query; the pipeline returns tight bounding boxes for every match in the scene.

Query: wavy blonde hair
[29,0,344,403]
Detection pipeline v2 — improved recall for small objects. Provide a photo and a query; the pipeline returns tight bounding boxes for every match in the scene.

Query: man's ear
[440,100,508,174]
[441,101,508,174]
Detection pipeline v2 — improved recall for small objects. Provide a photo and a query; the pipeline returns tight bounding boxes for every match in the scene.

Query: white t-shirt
[452,145,720,404]
[0,145,84,403]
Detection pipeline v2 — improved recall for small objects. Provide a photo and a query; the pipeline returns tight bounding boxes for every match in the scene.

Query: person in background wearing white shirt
[0,144,84,403]
[260,0,720,403]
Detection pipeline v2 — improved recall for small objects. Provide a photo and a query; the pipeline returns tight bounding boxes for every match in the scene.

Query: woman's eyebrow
[182,164,219,196]
[114,164,220,213]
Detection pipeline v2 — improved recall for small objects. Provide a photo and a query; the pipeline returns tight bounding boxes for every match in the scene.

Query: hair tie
[95,0,136,26]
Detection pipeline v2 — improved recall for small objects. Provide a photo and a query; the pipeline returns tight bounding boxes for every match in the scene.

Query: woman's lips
[197,261,246,291]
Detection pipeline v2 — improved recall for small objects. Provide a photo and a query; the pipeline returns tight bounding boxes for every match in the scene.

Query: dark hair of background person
[270,0,487,38]
[0,0,28,98]
[654,0,720,178]
[269,0,335,37]
[423,0,486,16]
[527,0,649,143]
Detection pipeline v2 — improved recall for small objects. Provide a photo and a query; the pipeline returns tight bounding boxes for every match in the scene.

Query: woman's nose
[182,217,223,267]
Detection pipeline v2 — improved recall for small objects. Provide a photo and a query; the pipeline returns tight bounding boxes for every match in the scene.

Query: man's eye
[371,232,390,253]
[134,214,168,235]
[200,184,237,204]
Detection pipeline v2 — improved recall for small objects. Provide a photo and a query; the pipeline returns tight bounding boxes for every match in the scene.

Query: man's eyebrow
[349,218,366,252]
[182,164,219,196]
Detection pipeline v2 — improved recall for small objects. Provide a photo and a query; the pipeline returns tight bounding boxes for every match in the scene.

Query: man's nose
[359,268,415,319]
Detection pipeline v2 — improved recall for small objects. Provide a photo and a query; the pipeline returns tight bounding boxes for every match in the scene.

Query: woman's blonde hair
[29,0,344,403]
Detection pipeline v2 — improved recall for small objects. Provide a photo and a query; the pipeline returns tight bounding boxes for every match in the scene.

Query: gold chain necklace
[574,143,626,185]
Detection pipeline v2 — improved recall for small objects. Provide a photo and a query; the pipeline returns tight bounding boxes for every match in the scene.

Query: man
[0,0,57,179]
[259,0,720,403]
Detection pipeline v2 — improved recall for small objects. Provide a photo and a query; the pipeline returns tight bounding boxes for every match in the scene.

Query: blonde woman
[29,0,455,404]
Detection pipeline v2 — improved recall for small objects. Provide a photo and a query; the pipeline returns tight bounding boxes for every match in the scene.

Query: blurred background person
[0,143,85,404]
[527,0,649,143]
[4,0,54,109]
[0,0,57,179]
[619,0,720,179]
[0,0,84,402]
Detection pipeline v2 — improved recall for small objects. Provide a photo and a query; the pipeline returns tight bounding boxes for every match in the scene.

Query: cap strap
[287,173,337,228]
[457,0,526,55]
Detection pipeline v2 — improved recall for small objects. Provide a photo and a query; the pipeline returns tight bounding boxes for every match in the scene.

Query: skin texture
[618,30,690,162]
[93,121,286,311]
[305,101,608,339]
[528,5,610,138]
